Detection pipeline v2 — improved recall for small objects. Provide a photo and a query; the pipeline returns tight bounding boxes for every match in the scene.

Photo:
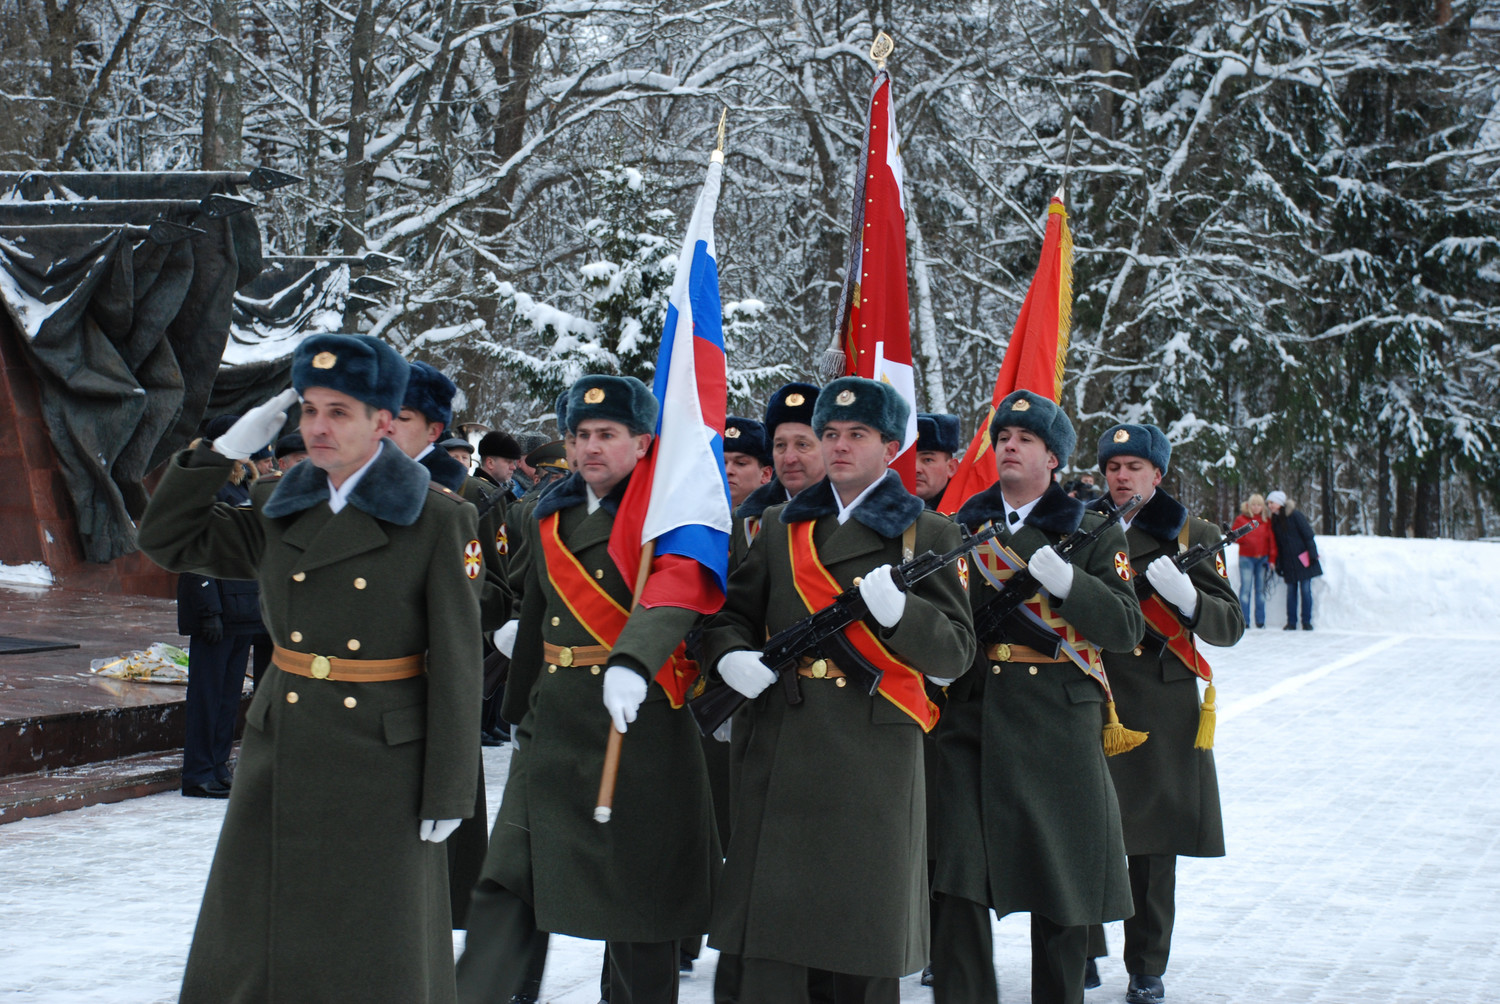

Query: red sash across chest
[538,512,699,707]
[787,520,939,732]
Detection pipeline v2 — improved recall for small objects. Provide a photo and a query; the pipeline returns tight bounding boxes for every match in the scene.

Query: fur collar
[735,476,787,521]
[956,481,1083,536]
[263,440,430,526]
[1087,488,1187,542]
[418,447,469,494]
[779,470,925,538]
[533,471,630,520]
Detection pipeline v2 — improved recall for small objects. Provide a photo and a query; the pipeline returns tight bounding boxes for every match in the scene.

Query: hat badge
[725,426,741,439]
[1011,398,1031,412]
[312,351,338,370]
[584,387,605,404]
[1114,429,1130,443]
[785,392,805,407]
[835,389,856,405]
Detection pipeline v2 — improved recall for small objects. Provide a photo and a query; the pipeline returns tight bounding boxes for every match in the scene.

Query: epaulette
[427,481,467,503]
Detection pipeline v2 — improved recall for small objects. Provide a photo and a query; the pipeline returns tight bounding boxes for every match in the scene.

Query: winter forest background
[5,0,1498,537]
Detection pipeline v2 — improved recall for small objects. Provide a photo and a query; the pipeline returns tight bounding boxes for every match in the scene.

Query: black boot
[1126,973,1164,1003]
[1084,957,1100,989]
[920,963,934,987]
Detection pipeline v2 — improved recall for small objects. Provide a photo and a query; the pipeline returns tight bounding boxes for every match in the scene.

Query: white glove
[926,674,956,687]
[211,388,299,460]
[1028,545,1075,600]
[712,720,733,743]
[859,564,907,628]
[493,620,519,658]
[419,818,462,842]
[602,666,648,733]
[718,650,777,700]
[1146,556,1198,618]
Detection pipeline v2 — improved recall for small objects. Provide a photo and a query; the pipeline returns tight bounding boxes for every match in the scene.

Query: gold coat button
[991,664,1002,675]
[347,639,360,651]
[1133,646,1143,657]
[547,665,557,674]
[835,677,847,688]
[286,691,299,703]
[292,572,306,582]
[289,631,303,643]
[852,576,863,587]
[354,577,367,590]
[1028,665,1039,675]
[590,666,601,676]
[594,569,605,580]
[551,617,561,626]
[344,696,357,709]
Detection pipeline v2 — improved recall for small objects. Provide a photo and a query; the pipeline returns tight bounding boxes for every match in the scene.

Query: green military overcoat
[1093,490,1243,857]
[137,441,482,1003]
[477,471,720,943]
[701,471,976,978]
[933,482,1143,927]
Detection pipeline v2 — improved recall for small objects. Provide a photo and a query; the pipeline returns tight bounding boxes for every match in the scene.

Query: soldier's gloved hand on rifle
[602,666,648,733]
[210,388,299,460]
[419,818,461,843]
[859,564,906,628]
[492,619,519,658]
[1146,556,1198,618]
[718,650,777,700]
[1028,545,1075,600]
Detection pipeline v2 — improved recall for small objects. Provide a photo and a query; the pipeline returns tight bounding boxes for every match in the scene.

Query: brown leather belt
[273,645,425,682]
[986,643,1069,664]
[543,642,612,668]
[795,656,847,681]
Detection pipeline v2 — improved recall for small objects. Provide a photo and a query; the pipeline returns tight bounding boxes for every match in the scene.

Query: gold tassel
[1102,700,1148,756]
[1194,683,1216,750]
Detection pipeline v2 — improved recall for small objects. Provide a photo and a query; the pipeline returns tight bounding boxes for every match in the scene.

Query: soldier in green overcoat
[930,390,1144,1004]
[137,334,483,1003]
[456,375,719,1004]
[1085,423,1244,1004]
[700,377,975,1004]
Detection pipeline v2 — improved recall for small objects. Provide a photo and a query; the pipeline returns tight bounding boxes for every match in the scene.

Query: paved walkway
[2,625,1497,1001]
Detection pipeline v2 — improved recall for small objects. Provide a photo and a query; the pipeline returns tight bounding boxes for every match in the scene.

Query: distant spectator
[438,429,475,469]
[1064,472,1101,501]
[251,447,275,479]
[274,432,307,471]
[476,431,521,492]
[1231,493,1277,628]
[1267,490,1322,630]
[512,432,550,498]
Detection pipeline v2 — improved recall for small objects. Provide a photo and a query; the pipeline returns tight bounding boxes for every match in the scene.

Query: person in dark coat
[1267,490,1322,629]
[177,420,265,798]
[138,334,483,1004]
[930,390,1144,1004]
[1087,423,1245,1004]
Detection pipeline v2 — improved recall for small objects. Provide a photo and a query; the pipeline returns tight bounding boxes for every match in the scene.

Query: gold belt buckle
[310,655,332,680]
[558,646,574,668]
[810,658,828,679]
[993,643,1012,662]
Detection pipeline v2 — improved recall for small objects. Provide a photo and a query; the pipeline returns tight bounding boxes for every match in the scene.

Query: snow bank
[0,561,54,589]
[1229,535,1500,639]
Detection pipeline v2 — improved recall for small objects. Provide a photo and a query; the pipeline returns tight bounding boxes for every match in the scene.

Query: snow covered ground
[3,536,1499,1002]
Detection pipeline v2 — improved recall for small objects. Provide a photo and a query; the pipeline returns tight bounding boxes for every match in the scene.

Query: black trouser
[1123,854,1176,978]
[931,895,1090,1004]
[739,958,896,1004]
[457,880,677,1004]
[182,633,251,786]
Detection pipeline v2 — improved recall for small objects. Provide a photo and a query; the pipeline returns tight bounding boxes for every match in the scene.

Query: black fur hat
[812,376,910,444]
[1097,422,1171,475]
[274,432,306,459]
[916,413,962,455]
[291,334,408,415]
[723,416,771,465]
[478,431,522,460]
[988,389,1076,463]
[402,361,457,428]
[565,375,658,435]
[763,382,820,435]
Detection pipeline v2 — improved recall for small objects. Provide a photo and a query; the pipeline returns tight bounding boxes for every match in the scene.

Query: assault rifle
[688,524,1002,739]
[1134,519,1252,657]
[970,494,1145,653]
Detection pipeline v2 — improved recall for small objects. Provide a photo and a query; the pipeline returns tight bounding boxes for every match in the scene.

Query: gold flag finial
[711,108,727,164]
[870,31,894,69]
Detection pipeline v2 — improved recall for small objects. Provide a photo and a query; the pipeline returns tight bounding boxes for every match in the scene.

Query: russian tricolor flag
[608,152,730,613]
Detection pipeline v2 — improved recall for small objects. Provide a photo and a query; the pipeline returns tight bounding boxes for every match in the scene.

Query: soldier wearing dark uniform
[456,375,719,1004]
[731,382,823,568]
[138,334,483,1003]
[1085,423,1244,1004]
[701,376,975,1004]
[930,390,1145,1004]
[914,412,961,510]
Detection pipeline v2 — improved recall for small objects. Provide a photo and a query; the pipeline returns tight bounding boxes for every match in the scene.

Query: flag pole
[594,538,656,823]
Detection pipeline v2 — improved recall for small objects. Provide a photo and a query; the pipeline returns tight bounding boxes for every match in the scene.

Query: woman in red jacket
[1231,493,1277,628]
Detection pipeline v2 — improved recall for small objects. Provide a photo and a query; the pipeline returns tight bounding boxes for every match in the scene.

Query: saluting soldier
[138,334,483,1003]
[914,412,962,510]
[700,376,975,1004]
[731,382,824,567]
[930,390,1144,1004]
[457,375,719,1004]
[1085,423,1244,1004]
